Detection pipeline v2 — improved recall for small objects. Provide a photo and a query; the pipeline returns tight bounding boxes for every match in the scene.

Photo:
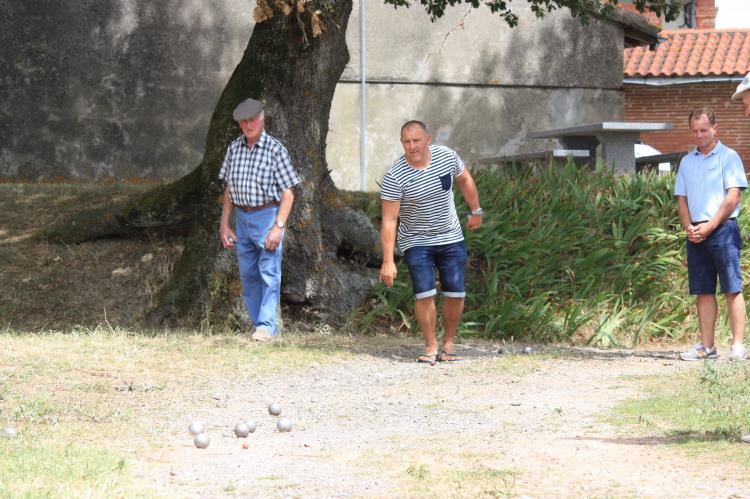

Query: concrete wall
[329,2,627,190]
[1,1,628,188]
[0,0,251,180]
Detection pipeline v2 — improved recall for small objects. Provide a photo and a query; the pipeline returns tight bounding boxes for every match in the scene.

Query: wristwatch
[471,207,484,216]
[275,220,285,229]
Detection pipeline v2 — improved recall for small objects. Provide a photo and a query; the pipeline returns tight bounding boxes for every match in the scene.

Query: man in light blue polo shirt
[675,107,748,361]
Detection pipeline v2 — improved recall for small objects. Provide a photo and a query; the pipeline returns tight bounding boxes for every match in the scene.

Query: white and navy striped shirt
[218,131,301,207]
[380,145,465,252]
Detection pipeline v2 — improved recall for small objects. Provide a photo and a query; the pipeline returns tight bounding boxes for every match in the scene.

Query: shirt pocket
[439,173,452,191]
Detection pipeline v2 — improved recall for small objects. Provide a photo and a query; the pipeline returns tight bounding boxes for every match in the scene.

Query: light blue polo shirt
[674,141,747,223]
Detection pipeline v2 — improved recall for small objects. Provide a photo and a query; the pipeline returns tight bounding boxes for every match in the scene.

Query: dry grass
[0,325,355,496]
[0,183,182,330]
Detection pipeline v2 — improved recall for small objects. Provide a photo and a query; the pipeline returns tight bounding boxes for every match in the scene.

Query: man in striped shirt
[380,121,482,365]
[218,98,301,341]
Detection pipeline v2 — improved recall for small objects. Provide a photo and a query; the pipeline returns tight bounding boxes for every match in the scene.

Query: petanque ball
[268,402,282,416]
[234,422,250,438]
[3,427,18,439]
[194,433,210,449]
[246,420,257,433]
[277,418,292,432]
[522,346,533,354]
[189,421,205,435]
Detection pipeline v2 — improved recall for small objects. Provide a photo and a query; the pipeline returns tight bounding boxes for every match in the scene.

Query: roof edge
[592,7,661,47]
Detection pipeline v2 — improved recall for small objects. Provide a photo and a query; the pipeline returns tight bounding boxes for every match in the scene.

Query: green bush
[359,161,750,345]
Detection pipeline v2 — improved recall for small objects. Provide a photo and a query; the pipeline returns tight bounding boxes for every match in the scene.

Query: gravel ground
[126,340,750,498]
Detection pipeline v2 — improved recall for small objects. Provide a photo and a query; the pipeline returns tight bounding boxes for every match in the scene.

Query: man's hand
[379,261,398,288]
[264,225,284,251]
[220,225,237,250]
[467,214,482,230]
[687,222,713,243]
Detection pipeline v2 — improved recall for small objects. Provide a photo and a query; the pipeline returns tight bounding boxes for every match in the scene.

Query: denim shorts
[687,218,743,295]
[403,241,468,300]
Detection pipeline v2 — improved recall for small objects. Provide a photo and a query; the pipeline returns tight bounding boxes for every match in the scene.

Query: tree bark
[48,0,380,328]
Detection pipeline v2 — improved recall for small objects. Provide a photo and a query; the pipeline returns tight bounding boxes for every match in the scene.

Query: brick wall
[695,0,717,29]
[624,82,750,165]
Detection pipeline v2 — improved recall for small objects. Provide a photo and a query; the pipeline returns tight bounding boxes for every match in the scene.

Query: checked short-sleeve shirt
[218,131,301,207]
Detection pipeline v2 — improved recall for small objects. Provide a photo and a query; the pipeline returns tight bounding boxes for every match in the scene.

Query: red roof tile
[624,29,750,77]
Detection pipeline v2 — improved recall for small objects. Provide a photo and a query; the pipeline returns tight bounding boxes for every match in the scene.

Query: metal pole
[359,0,367,191]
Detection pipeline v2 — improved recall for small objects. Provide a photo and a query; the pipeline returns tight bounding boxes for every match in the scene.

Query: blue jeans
[403,241,467,300]
[687,218,743,295]
[235,206,282,334]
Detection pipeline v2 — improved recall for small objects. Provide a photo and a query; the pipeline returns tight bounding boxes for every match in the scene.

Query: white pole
[359,0,367,191]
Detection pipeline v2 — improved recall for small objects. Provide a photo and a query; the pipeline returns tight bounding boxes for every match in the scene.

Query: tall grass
[360,161,750,345]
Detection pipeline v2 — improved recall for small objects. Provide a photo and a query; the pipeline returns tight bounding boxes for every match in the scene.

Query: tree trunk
[152,0,381,327]
[48,0,380,328]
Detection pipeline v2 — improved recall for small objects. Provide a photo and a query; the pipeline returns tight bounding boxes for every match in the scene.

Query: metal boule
[277,418,292,432]
[741,435,750,444]
[268,402,282,416]
[194,433,210,449]
[189,421,205,435]
[234,422,250,438]
[246,420,257,433]
[522,346,533,354]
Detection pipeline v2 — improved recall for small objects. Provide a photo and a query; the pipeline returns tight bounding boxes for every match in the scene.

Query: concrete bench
[634,152,685,173]
[479,149,591,168]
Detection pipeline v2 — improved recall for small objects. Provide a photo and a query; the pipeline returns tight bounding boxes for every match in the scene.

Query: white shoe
[729,343,747,361]
[250,326,274,342]
[679,343,718,361]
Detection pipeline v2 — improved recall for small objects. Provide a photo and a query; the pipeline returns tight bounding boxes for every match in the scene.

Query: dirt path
[126,340,750,498]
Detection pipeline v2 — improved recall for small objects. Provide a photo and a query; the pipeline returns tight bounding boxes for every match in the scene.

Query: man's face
[400,125,432,166]
[689,114,717,151]
[240,114,264,144]
[742,92,750,117]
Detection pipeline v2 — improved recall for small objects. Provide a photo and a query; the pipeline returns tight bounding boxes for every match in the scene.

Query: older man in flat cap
[218,98,301,341]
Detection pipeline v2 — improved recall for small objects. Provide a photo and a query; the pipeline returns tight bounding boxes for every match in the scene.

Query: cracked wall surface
[1,1,627,187]
[332,2,626,190]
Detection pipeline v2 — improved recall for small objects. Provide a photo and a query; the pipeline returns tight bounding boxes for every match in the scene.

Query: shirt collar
[242,130,268,149]
[691,140,723,157]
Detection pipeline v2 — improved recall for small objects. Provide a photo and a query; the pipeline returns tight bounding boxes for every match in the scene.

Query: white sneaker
[729,343,747,361]
[250,326,275,342]
[679,343,718,361]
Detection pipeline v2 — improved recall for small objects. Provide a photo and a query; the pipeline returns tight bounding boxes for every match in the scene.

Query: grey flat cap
[732,72,750,100]
[233,98,263,121]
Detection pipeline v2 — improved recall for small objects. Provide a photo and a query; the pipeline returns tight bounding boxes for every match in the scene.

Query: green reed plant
[359,160,750,344]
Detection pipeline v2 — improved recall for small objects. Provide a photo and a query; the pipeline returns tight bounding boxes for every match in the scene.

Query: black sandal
[417,353,437,365]
[438,350,462,362]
